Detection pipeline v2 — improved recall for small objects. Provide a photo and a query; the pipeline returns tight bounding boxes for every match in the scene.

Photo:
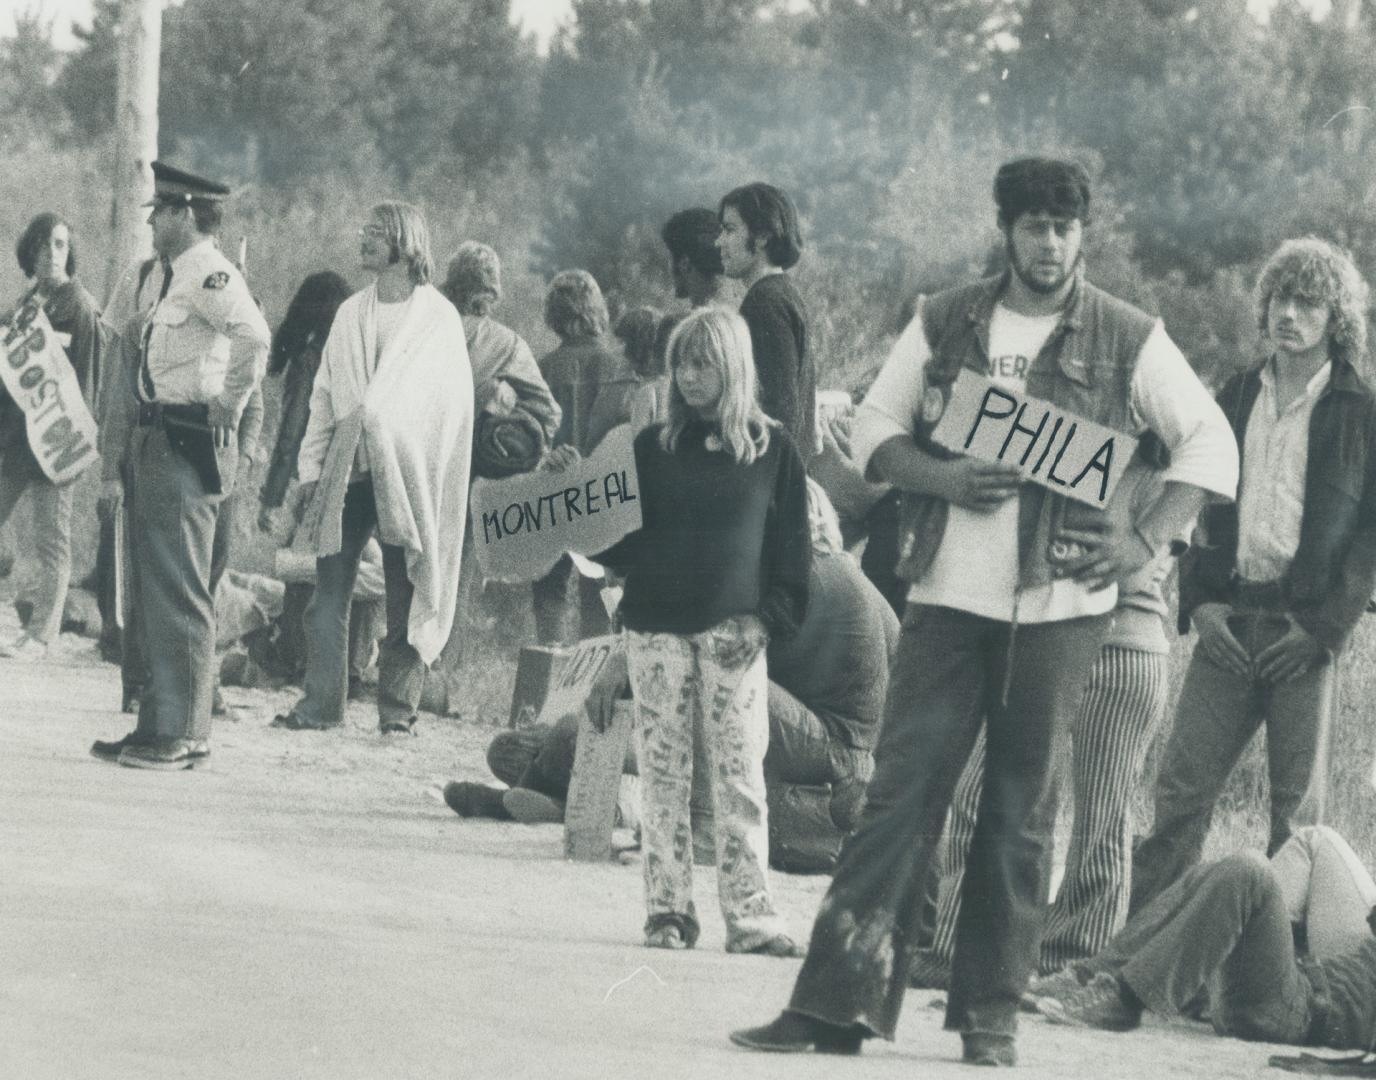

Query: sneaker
[117,738,211,771]
[91,732,150,762]
[909,949,951,990]
[270,711,340,731]
[1036,971,1142,1032]
[502,787,565,824]
[729,935,804,959]
[645,925,688,949]
[962,1032,1017,1067]
[1021,962,1095,1012]
[443,781,510,819]
[0,634,48,660]
[729,1011,863,1055]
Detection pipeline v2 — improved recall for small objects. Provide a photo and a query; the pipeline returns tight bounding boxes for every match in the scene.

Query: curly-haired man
[1131,237,1376,912]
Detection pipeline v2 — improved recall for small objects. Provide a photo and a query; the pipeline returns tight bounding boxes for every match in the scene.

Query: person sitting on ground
[1029,825,1376,1056]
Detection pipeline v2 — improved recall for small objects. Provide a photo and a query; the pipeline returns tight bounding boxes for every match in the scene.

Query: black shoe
[117,738,211,770]
[270,711,340,731]
[443,781,511,819]
[729,1011,863,1055]
[379,716,417,735]
[91,732,149,762]
[961,1032,1017,1067]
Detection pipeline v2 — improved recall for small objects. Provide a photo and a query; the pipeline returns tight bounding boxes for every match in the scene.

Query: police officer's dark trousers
[131,425,220,741]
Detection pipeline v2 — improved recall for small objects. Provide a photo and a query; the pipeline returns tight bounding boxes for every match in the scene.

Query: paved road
[0,633,1290,1080]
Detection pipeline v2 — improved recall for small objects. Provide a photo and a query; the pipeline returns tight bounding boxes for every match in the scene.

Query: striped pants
[925,645,1169,975]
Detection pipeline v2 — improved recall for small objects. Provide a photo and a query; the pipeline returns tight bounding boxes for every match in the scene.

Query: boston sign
[0,299,99,486]
[930,370,1138,507]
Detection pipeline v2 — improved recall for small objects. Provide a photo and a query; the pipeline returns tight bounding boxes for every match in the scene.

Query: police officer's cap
[143,161,232,207]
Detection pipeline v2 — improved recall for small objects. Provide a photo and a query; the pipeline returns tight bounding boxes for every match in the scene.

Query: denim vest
[893,270,1157,592]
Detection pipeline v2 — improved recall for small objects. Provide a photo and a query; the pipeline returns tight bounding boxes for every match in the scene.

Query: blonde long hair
[660,306,773,465]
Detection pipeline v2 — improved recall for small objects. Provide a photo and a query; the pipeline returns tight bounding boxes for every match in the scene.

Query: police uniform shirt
[144,238,269,411]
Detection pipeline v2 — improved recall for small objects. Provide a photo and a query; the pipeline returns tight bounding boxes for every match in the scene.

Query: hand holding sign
[937,456,1023,512]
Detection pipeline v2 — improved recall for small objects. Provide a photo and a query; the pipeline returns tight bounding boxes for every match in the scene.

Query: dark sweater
[740,274,815,459]
[767,549,899,750]
[598,420,810,638]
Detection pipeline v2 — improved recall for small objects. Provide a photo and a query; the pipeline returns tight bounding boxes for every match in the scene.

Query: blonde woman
[596,306,811,955]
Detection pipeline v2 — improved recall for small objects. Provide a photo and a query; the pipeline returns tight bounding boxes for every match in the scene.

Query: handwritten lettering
[0,304,98,485]
[931,370,1137,508]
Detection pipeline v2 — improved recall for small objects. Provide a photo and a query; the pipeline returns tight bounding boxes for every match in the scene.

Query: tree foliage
[8,0,1376,386]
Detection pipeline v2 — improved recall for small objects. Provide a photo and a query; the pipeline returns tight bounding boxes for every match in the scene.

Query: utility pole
[105,0,161,304]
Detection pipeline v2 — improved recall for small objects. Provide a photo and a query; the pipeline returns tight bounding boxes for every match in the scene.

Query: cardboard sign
[470,424,641,582]
[531,633,623,729]
[930,370,1138,507]
[564,699,636,862]
[0,300,99,485]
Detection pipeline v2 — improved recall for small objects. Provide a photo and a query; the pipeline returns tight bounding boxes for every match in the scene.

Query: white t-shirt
[850,300,1239,624]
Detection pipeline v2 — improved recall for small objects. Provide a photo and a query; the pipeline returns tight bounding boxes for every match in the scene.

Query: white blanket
[296,283,473,664]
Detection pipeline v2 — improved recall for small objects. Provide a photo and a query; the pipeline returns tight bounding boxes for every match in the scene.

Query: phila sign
[931,370,1138,507]
[0,300,99,486]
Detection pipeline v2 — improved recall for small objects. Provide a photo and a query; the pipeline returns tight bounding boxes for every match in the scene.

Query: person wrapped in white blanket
[273,201,474,735]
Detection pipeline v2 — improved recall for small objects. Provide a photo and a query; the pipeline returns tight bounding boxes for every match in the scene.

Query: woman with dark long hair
[254,271,361,685]
[0,212,103,659]
[257,271,351,523]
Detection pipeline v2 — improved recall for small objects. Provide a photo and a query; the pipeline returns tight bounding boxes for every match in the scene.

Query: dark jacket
[1179,358,1376,653]
[740,273,815,459]
[895,269,1158,591]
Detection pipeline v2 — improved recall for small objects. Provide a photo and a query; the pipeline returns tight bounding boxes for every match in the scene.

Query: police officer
[92,162,269,770]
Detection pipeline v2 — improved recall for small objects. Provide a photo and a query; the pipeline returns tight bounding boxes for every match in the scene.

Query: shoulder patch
[203,271,230,290]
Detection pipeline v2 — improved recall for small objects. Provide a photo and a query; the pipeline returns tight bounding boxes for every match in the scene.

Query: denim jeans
[788,604,1109,1040]
[0,444,74,645]
[1107,851,1315,1042]
[293,480,426,729]
[1131,609,1335,913]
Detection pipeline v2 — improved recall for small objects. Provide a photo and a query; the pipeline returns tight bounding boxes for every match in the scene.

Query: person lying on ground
[1029,825,1376,1057]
